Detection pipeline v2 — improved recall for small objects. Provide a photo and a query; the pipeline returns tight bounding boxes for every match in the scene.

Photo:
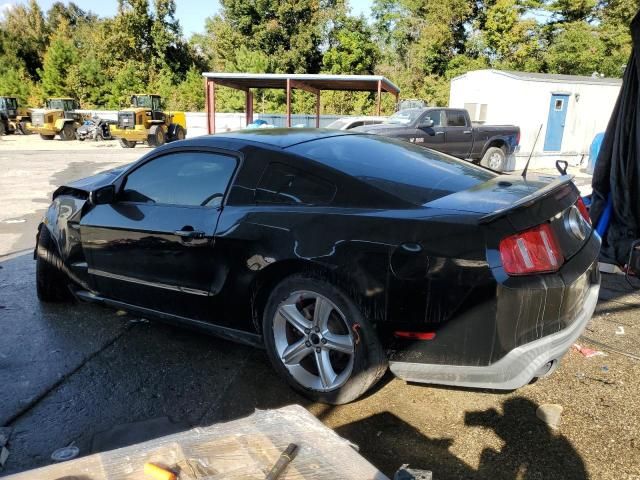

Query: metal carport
[201,72,400,134]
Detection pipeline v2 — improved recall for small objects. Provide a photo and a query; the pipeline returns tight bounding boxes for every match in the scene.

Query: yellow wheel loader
[26,98,84,140]
[0,97,31,135]
[110,94,187,148]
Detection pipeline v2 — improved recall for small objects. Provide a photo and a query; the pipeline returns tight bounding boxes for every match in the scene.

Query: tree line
[0,0,637,114]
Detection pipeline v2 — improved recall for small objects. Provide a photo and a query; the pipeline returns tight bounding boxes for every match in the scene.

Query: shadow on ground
[0,252,590,479]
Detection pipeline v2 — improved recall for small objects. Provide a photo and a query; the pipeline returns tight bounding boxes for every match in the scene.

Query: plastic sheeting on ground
[591,10,640,265]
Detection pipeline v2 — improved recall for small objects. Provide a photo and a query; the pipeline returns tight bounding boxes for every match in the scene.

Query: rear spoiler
[479,175,575,224]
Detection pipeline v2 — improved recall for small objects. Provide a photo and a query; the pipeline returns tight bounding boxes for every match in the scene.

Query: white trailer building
[449,69,622,170]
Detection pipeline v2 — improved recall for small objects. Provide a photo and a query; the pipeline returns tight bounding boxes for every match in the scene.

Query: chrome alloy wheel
[489,151,504,170]
[273,291,355,391]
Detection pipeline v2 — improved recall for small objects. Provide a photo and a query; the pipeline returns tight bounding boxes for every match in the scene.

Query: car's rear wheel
[36,226,72,302]
[481,146,507,171]
[119,138,136,148]
[263,274,386,404]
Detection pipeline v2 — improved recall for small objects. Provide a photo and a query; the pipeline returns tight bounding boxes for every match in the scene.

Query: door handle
[174,229,205,239]
[435,131,445,136]
[463,130,472,134]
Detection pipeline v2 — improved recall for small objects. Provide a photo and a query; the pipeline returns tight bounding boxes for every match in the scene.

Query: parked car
[36,129,600,404]
[325,116,387,130]
[354,107,520,171]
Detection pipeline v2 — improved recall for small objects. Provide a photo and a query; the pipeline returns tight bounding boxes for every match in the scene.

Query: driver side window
[120,151,237,207]
[423,110,443,127]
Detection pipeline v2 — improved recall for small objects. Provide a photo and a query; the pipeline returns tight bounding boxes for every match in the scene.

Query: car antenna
[522,123,543,179]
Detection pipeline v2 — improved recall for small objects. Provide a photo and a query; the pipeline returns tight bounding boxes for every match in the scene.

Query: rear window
[287,135,495,206]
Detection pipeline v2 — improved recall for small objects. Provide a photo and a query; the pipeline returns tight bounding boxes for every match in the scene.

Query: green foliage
[39,22,79,99]
[0,0,636,112]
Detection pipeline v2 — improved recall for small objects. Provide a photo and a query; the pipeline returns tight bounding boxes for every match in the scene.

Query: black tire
[169,124,186,142]
[36,226,72,302]
[59,123,75,141]
[40,134,55,140]
[262,274,387,404]
[119,138,136,148]
[19,121,31,134]
[0,121,6,136]
[481,146,507,171]
[78,136,85,141]
[148,125,166,147]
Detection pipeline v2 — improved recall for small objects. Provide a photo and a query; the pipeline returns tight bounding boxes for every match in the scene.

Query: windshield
[325,119,350,130]
[385,109,423,125]
[46,99,75,110]
[133,96,153,108]
[5,98,17,109]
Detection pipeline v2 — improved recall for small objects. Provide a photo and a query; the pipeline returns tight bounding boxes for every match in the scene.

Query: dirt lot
[0,135,639,479]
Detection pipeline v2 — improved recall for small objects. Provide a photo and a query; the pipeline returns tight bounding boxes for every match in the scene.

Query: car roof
[211,128,361,148]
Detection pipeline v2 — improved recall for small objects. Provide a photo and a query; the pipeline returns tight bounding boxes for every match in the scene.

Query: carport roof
[201,72,401,94]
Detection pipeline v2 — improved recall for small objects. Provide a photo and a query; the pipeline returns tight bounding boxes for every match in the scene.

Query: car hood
[59,164,129,193]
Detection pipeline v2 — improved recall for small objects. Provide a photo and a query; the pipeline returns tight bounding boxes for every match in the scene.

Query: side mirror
[90,185,116,205]
[419,118,434,128]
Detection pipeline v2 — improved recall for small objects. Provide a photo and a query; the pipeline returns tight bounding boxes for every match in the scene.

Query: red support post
[286,78,292,127]
[245,90,254,126]
[206,79,216,134]
[376,80,382,116]
[316,91,320,128]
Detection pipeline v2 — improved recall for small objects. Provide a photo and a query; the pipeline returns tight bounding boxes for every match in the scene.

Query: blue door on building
[543,93,570,151]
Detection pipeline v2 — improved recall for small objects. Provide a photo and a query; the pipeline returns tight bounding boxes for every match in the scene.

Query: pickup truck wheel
[263,274,387,404]
[481,146,507,171]
[36,226,72,302]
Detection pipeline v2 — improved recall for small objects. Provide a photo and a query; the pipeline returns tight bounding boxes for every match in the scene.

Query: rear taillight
[499,224,564,275]
[576,197,591,225]
[515,131,521,145]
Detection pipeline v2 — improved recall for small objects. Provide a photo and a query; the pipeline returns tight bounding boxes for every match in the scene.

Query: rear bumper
[389,279,600,390]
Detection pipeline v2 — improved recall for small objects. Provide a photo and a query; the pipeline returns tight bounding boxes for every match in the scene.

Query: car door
[412,110,445,149]
[443,109,473,158]
[79,149,239,321]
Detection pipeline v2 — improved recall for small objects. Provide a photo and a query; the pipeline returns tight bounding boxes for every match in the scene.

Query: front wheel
[59,123,76,141]
[119,138,136,148]
[36,226,72,302]
[40,134,55,140]
[147,125,166,147]
[481,146,507,171]
[263,274,387,404]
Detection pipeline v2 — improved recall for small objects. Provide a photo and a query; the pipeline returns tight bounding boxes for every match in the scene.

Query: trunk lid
[426,173,590,263]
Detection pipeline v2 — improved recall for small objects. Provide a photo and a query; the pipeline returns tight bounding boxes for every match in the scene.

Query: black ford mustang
[36,129,601,404]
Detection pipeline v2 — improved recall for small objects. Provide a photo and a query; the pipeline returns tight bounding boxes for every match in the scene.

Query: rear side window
[121,151,237,207]
[255,162,336,205]
[446,111,467,127]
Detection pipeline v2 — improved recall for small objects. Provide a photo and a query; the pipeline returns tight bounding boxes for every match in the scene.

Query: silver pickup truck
[354,107,520,171]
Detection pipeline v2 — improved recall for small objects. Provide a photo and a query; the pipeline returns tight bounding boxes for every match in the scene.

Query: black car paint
[355,108,519,163]
[40,129,599,369]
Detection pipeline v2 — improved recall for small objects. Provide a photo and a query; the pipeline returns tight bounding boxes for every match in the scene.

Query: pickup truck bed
[354,107,520,171]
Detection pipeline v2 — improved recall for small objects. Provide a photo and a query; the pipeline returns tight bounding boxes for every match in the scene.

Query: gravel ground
[0,135,638,479]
